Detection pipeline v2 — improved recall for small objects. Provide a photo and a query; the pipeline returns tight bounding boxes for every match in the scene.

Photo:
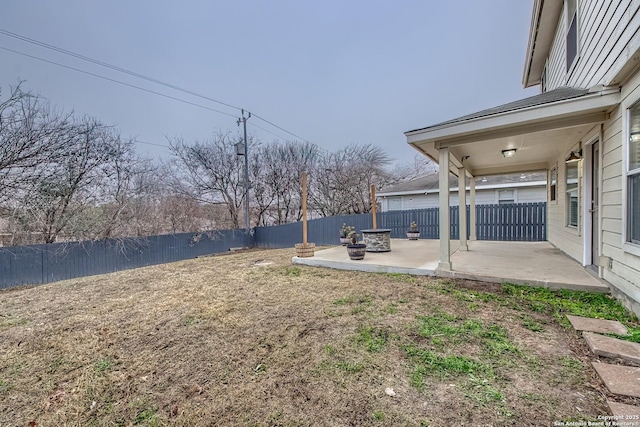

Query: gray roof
[380,171,547,195]
[407,87,590,134]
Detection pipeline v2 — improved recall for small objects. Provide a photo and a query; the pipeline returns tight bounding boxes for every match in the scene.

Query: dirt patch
[0,248,624,426]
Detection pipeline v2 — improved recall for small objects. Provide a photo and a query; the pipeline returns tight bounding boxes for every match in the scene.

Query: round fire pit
[361,229,392,252]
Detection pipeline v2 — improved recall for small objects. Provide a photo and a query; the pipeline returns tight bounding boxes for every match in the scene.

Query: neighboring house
[378,171,547,211]
[405,0,640,316]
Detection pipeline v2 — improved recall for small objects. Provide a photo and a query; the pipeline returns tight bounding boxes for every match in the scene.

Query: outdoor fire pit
[361,229,391,252]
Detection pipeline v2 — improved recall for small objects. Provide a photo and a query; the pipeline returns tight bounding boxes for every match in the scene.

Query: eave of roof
[522,0,564,88]
[405,86,589,135]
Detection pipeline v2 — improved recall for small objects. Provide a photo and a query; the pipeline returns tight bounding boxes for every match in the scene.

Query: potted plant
[339,223,355,245]
[346,231,367,260]
[407,221,420,240]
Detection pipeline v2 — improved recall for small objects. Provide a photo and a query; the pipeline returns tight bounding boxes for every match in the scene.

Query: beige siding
[547,10,567,90]
[601,71,640,315]
[545,0,640,90]
[547,144,585,261]
[380,186,546,212]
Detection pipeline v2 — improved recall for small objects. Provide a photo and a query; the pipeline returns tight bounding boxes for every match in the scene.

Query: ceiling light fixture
[502,149,517,158]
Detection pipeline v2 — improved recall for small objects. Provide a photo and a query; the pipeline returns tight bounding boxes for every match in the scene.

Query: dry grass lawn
[0,247,635,426]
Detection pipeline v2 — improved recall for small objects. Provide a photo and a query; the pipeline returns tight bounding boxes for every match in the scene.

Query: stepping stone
[592,362,640,398]
[584,332,640,363]
[567,315,628,335]
[607,400,640,418]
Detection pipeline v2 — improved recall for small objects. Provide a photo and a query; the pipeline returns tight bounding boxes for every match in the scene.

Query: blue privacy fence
[0,203,545,289]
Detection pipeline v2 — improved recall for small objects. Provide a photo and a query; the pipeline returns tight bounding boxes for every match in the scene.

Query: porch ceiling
[416,123,594,177]
[406,87,621,177]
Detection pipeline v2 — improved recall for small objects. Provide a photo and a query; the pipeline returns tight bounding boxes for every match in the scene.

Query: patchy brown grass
[0,248,619,426]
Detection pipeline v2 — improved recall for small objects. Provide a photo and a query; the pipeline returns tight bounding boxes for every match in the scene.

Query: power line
[0,29,316,149]
[0,46,239,119]
[135,139,171,149]
[252,112,311,143]
[0,28,242,113]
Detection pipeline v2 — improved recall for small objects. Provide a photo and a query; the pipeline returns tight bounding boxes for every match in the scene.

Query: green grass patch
[405,345,491,385]
[464,374,504,406]
[333,294,374,306]
[95,357,114,374]
[336,361,366,373]
[355,326,389,353]
[282,266,302,276]
[414,313,519,357]
[501,283,636,323]
[521,315,545,332]
[383,303,398,314]
[373,410,385,421]
[133,407,160,426]
[384,273,416,283]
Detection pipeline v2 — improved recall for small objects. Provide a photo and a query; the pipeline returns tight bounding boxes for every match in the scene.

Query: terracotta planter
[346,243,367,260]
[406,231,420,240]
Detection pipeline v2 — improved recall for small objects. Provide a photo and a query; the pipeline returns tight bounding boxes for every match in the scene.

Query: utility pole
[237,109,251,234]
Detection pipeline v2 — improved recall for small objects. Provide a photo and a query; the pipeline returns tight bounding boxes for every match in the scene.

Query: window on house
[566,0,578,72]
[628,102,640,244]
[550,165,557,201]
[388,197,403,211]
[566,161,579,227]
[498,189,515,205]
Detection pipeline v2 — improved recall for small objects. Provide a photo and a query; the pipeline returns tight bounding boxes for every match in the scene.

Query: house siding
[547,146,585,261]
[600,70,640,314]
[380,186,546,212]
[545,0,640,91]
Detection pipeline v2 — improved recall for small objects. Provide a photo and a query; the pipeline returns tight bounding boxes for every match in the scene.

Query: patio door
[590,141,600,268]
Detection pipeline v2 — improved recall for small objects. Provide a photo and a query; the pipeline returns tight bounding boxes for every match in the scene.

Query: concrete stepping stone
[607,400,640,418]
[567,315,628,335]
[584,332,640,363]
[592,362,640,398]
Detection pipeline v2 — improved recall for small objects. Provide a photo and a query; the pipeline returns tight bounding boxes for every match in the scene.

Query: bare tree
[251,141,318,225]
[0,82,73,203]
[310,144,393,216]
[18,116,120,243]
[168,132,246,229]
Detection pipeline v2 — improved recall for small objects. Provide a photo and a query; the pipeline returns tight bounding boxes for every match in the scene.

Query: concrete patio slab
[607,401,640,418]
[292,239,455,276]
[592,362,640,398]
[584,332,640,363]
[293,240,610,293]
[568,315,628,335]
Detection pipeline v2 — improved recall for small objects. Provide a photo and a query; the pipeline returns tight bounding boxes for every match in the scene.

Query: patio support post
[458,165,468,251]
[438,147,452,270]
[470,176,477,240]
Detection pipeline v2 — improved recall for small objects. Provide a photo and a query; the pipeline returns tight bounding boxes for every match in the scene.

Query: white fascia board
[522,0,543,87]
[405,91,620,146]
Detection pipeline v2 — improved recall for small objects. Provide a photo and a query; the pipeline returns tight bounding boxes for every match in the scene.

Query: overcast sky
[0,1,538,166]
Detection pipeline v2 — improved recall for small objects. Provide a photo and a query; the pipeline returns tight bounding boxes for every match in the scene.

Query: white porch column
[438,147,452,270]
[469,176,477,240]
[458,165,468,251]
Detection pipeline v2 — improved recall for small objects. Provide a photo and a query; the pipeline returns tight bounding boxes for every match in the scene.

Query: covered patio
[405,86,620,272]
[292,239,609,293]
